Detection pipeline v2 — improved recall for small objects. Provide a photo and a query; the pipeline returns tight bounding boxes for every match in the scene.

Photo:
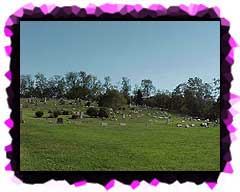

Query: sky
[20,21,220,91]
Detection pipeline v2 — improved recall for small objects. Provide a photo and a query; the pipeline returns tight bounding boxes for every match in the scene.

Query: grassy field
[20,99,220,171]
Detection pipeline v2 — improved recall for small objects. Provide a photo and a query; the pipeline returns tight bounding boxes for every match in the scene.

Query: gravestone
[101,122,108,126]
[80,112,84,119]
[57,118,63,124]
[120,123,126,126]
[44,97,47,104]
[177,124,182,128]
[122,114,126,119]
[166,118,170,124]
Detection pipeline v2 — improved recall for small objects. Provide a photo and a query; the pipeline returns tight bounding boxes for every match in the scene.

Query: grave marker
[101,122,108,126]
[80,112,84,119]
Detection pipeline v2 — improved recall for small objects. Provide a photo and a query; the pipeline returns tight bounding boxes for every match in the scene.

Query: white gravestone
[101,122,108,126]
[80,112,84,119]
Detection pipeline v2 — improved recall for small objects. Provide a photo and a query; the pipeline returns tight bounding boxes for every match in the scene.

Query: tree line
[20,72,220,120]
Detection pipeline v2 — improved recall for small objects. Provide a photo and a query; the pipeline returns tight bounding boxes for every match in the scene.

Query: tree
[20,75,34,97]
[65,72,78,94]
[171,84,185,112]
[134,89,143,106]
[20,75,27,97]
[212,78,220,100]
[103,76,113,92]
[98,89,127,110]
[88,76,104,100]
[47,75,65,98]
[121,77,131,103]
[34,73,48,98]
[141,79,155,97]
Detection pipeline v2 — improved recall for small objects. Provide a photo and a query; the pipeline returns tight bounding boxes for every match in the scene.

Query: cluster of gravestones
[176,117,219,128]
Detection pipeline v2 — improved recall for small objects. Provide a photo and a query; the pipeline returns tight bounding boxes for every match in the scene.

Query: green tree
[98,89,127,110]
[121,77,131,103]
[141,79,155,97]
[134,89,143,106]
[34,73,48,98]
[103,76,113,92]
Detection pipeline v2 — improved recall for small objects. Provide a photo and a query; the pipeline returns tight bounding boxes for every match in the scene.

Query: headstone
[101,122,108,126]
[80,112,84,119]
[185,124,190,128]
[191,124,195,127]
[57,118,63,124]
[177,123,182,128]
[44,97,47,104]
[122,114,126,119]
[120,123,126,126]
[166,118,170,124]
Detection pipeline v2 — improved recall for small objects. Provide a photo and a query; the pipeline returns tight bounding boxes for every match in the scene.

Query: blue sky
[20,21,220,91]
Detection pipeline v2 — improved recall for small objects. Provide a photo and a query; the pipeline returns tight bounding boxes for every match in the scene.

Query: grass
[20,99,220,171]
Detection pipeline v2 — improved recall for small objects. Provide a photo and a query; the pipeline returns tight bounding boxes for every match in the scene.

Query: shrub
[62,110,69,115]
[71,114,79,119]
[98,108,109,118]
[85,101,91,107]
[53,110,60,118]
[86,107,98,117]
[48,110,52,113]
[35,111,44,118]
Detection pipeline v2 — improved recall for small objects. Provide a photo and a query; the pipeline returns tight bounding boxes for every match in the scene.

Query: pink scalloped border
[4,3,239,191]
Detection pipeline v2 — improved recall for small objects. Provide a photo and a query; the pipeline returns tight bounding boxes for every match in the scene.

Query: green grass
[20,99,220,171]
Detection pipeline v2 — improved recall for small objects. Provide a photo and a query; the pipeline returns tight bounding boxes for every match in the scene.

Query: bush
[35,111,44,118]
[53,110,61,118]
[71,114,79,119]
[86,107,98,117]
[62,110,69,115]
[98,108,109,118]
[98,89,127,111]
[48,110,52,113]
[85,101,91,107]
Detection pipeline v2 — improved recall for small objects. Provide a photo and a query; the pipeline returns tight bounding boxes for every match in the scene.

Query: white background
[0,0,239,191]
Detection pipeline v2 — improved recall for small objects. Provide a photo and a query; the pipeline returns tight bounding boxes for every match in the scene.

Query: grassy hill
[20,98,220,171]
